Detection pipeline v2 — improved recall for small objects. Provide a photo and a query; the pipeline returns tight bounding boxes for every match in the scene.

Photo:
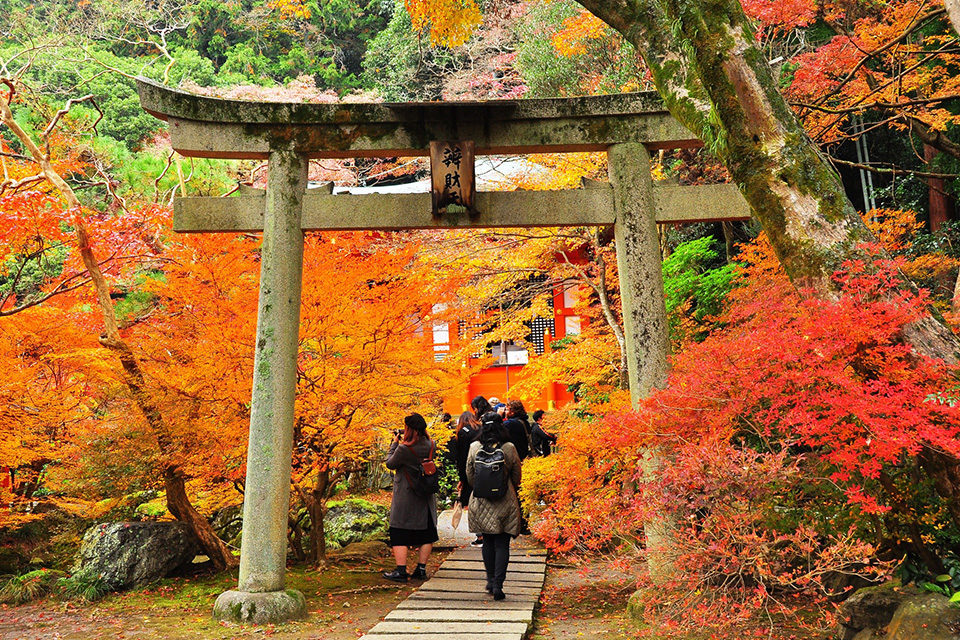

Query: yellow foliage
[862,208,922,252]
[405,0,482,47]
[519,455,559,518]
[552,10,608,57]
[268,0,310,21]
[902,252,960,281]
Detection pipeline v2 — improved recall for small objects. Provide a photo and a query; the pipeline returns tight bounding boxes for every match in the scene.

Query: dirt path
[0,547,449,639]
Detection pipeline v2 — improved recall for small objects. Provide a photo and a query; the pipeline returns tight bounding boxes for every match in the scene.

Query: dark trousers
[481,533,511,588]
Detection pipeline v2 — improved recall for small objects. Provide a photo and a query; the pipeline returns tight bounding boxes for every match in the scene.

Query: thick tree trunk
[288,514,306,563]
[575,0,960,365]
[165,465,238,571]
[953,269,960,316]
[946,0,960,37]
[307,470,330,566]
[924,144,955,232]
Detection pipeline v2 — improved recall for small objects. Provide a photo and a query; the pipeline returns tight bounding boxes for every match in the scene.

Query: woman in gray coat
[382,413,438,582]
[466,412,522,600]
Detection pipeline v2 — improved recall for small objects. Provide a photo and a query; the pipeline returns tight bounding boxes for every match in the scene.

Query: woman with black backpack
[382,413,438,582]
[465,411,522,600]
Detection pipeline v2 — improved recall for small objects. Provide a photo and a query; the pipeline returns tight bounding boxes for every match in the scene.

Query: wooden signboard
[430,140,475,218]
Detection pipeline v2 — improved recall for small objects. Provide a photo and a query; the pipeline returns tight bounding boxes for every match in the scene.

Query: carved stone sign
[430,140,475,217]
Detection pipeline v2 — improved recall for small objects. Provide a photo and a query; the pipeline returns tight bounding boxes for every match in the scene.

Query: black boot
[382,566,408,582]
[492,585,506,601]
[485,575,494,594]
[411,564,428,580]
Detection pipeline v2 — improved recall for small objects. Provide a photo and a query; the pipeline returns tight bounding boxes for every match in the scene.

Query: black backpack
[405,441,440,498]
[472,443,508,500]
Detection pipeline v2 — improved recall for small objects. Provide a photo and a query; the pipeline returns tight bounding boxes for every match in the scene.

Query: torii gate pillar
[212,149,309,623]
[609,143,675,581]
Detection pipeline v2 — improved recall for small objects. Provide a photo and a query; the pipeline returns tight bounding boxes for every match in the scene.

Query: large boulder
[886,593,960,640]
[323,499,388,548]
[837,581,921,640]
[210,504,243,543]
[74,522,199,590]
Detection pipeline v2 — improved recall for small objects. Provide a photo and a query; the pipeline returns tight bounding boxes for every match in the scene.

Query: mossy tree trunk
[576,0,960,364]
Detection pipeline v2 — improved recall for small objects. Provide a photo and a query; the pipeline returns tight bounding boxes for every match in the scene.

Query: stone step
[361,635,521,640]
[432,569,544,584]
[360,543,547,640]
[418,579,541,595]
[407,590,539,604]
[365,620,529,635]
[448,551,545,563]
[385,608,533,623]
[396,599,532,610]
[440,560,545,573]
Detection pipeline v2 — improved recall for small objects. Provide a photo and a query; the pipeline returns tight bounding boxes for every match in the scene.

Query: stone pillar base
[213,589,307,624]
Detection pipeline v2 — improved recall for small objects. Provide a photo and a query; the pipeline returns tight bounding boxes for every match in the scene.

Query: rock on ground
[323,499,388,548]
[74,522,199,590]
[886,593,960,639]
[209,504,243,544]
[837,581,921,640]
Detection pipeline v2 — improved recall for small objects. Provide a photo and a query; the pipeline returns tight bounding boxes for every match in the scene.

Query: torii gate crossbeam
[135,78,751,624]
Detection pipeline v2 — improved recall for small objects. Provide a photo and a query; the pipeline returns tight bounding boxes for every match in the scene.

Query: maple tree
[524,234,960,636]
[288,233,461,564]
[0,76,238,568]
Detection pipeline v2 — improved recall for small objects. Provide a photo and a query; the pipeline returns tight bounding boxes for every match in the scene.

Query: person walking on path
[502,399,532,534]
[382,413,438,582]
[503,399,532,461]
[466,411,522,601]
[530,409,557,457]
[455,411,481,505]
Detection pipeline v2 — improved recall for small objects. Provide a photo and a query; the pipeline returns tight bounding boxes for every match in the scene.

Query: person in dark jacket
[382,413,438,582]
[455,411,481,507]
[530,409,557,457]
[503,399,531,461]
[456,410,484,546]
[471,395,492,420]
[466,411,522,601]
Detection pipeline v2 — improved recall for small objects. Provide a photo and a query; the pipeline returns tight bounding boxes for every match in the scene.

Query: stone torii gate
[135,78,750,624]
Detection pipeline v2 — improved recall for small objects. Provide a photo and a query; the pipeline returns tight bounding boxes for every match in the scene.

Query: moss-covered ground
[0,546,447,639]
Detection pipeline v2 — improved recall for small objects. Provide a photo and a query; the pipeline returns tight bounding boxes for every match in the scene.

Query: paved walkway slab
[360,543,547,640]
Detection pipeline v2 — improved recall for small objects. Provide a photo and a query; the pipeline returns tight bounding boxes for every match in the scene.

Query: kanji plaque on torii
[430,140,475,217]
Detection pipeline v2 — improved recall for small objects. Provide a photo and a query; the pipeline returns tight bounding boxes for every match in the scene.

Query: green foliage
[0,244,68,307]
[514,2,585,98]
[902,552,960,600]
[661,237,738,341]
[910,220,960,260]
[0,569,66,604]
[56,568,110,602]
[436,456,459,509]
[514,0,641,98]
[0,567,108,604]
[363,1,462,100]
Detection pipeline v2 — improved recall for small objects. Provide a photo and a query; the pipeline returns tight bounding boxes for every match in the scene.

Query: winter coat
[385,438,439,530]
[456,424,480,484]
[504,417,531,460]
[530,421,557,457]
[465,440,522,536]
